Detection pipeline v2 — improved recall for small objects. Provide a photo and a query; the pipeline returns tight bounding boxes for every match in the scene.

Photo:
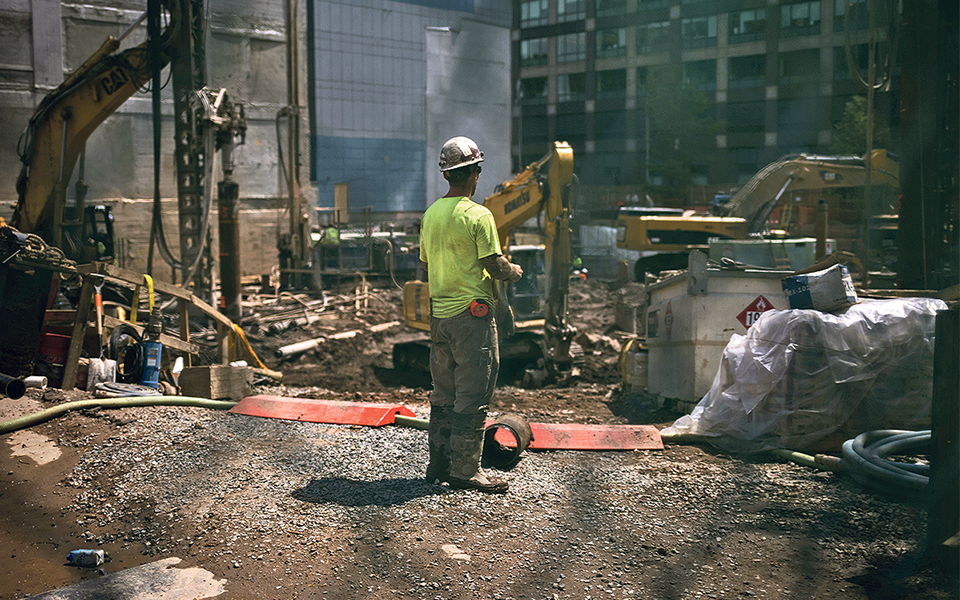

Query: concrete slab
[26,557,226,600]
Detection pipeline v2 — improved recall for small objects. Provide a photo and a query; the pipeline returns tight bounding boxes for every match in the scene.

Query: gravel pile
[51,388,954,600]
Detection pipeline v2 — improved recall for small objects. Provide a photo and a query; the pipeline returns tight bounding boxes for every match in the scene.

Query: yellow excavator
[616,150,900,280]
[395,141,581,385]
[11,0,183,263]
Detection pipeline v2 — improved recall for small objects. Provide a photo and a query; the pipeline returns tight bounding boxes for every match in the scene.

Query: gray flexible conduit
[840,429,930,494]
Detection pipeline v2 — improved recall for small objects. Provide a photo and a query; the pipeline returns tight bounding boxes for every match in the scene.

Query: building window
[557,32,587,63]
[558,73,586,102]
[736,148,761,184]
[520,77,548,104]
[595,111,627,145]
[520,37,549,67]
[597,28,627,58]
[638,0,671,9]
[556,113,586,142]
[727,101,767,133]
[834,0,869,32]
[681,15,717,49]
[833,44,869,81]
[520,0,549,28]
[683,60,716,92]
[597,69,627,99]
[779,49,821,85]
[637,21,670,54]
[778,97,821,146]
[780,1,821,38]
[636,65,671,99]
[558,0,585,23]
[728,54,766,89]
[730,8,766,42]
[597,0,628,17]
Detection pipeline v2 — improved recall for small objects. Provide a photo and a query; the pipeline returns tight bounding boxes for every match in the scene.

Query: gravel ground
[1,278,957,599]
[2,386,953,600]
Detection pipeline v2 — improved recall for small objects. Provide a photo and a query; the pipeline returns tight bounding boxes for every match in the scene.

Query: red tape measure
[470,300,490,318]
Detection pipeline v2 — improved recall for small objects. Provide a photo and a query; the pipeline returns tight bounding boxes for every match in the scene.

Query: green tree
[643,69,724,195]
[830,96,892,155]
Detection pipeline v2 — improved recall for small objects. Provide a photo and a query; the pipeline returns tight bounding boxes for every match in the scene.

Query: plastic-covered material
[661,298,946,453]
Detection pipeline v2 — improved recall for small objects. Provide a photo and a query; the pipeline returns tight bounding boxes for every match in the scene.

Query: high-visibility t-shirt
[419,196,501,318]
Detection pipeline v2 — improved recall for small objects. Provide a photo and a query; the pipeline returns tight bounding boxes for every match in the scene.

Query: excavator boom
[718,150,900,233]
[12,1,177,257]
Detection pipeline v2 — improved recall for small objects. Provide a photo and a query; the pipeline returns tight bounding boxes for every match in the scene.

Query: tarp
[661,297,946,453]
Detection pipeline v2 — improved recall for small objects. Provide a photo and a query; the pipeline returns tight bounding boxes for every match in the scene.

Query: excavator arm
[717,150,901,233]
[617,150,901,280]
[483,141,578,379]
[12,0,178,258]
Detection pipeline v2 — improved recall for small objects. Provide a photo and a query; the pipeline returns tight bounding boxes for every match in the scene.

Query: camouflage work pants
[427,309,499,480]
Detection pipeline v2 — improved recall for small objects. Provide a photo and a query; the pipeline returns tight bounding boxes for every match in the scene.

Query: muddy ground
[1,278,957,599]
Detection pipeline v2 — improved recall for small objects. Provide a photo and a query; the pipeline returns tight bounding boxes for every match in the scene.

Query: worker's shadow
[292,477,446,507]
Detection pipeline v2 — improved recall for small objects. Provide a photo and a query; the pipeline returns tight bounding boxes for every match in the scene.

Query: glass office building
[512,0,899,189]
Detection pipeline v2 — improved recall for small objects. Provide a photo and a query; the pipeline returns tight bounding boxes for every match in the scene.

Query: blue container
[140,340,163,388]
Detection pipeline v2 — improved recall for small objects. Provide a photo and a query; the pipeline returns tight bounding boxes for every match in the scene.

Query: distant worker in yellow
[419,136,523,494]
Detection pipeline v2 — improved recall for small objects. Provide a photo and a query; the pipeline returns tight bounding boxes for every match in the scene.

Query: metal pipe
[483,414,534,469]
[0,373,26,400]
[118,10,148,42]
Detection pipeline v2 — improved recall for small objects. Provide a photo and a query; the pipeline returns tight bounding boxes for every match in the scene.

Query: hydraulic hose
[0,396,237,435]
[840,429,930,494]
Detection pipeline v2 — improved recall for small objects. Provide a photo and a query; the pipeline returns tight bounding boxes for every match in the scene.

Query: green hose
[0,396,238,435]
[393,414,429,430]
[770,448,845,471]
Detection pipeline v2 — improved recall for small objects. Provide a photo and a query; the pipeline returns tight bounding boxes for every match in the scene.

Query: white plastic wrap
[661,298,947,453]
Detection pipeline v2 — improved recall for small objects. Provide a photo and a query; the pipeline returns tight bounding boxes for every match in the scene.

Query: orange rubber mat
[230,395,416,427]
[524,422,663,451]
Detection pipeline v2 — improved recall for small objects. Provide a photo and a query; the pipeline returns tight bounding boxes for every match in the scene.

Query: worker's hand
[508,263,523,282]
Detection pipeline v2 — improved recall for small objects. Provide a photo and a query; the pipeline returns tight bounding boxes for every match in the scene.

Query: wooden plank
[178,299,192,367]
[61,276,93,390]
[102,315,199,355]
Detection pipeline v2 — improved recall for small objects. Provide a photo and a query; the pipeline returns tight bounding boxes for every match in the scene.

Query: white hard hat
[438,136,484,172]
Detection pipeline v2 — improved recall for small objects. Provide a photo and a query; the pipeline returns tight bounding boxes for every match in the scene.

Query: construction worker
[419,136,523,494]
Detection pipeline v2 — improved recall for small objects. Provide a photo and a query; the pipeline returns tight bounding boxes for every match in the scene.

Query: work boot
[425,405,453,483]
[447,412,508,494]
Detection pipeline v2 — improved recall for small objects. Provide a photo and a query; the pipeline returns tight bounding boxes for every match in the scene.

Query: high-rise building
[310,0,513,220]
[512,0,900,190]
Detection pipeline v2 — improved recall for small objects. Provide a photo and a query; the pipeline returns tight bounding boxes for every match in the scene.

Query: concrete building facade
[0,0,513,279]
[512,0,900,191]
[309,0,512,223]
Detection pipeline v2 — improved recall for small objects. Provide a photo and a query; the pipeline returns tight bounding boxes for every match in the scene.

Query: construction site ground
[1,278,956,600]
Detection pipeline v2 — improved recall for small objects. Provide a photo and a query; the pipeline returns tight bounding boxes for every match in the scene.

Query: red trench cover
[524,423,663,451]
[230,395,416,427]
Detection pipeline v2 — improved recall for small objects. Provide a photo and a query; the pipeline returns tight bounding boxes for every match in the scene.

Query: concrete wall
[311,0,511,220]
[425,19,512,206]
[107,199,284,280]
[0,0,309,282]
[0,0,514,282]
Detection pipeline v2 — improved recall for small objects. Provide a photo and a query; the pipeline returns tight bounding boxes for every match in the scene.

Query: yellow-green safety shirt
[420,196,501,318]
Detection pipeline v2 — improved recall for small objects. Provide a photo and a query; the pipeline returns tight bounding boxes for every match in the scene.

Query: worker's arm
[480,254,523,282]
